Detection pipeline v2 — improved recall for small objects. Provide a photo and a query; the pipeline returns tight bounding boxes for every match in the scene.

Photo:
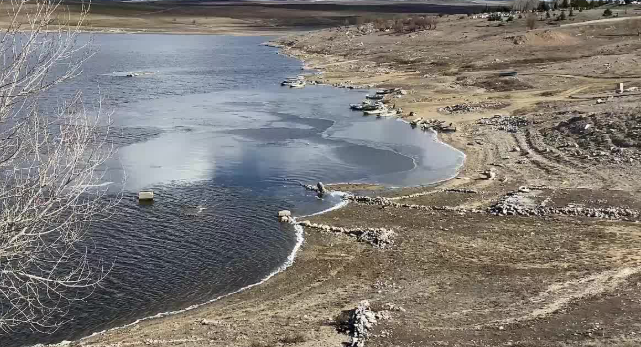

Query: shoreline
[49,191,353,347]
[42,48,466,346]
[58,9,641,347]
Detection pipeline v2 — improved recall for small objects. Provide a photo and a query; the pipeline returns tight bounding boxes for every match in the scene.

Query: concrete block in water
[278,210,291,217]
[138,191,154,201]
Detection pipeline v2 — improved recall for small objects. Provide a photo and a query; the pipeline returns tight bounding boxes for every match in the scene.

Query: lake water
[6,34,463,346]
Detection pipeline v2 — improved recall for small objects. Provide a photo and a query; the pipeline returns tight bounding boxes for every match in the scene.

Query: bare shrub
[373,17,388,31]
[426,16,438,30]
[393,18,404,33]
[0,0,116,334]
[526,13,537,30]
[406,17,417,32]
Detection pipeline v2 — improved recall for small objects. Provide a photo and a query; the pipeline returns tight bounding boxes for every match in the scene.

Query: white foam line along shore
[298,191,350,218]
[41,193,349,347]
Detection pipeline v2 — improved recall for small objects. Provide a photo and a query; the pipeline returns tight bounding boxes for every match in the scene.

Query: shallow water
[5,34,463,346]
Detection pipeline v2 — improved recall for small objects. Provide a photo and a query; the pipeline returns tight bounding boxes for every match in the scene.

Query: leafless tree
[513,0,540,11]
[0,0,116,334]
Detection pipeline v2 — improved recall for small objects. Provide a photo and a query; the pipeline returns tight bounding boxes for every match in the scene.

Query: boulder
[138,191,154,201]
[482,169,496,180]
[280,216,291,223]
[278,210,291,217]
[317,182,327,196]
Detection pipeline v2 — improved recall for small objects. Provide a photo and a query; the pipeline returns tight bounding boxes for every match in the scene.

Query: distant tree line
[352,16,439,34]
[478,0,616,13]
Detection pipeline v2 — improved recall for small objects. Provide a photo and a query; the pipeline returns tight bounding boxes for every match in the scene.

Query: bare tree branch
[0,0,116,334]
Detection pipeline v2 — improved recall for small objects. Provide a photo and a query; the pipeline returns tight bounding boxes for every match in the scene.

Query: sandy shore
[58,5,641,347]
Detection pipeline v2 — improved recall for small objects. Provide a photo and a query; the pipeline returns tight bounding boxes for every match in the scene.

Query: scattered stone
[338,300,380,347]
[345,194,480,214]
[540,112,641,165]
[482,169,496,180]
[413,118,457,133]
[199,319,226,326]
[444,188,478,194]
[280,216,292,223]
[278,210,292,223]
[278,210,291,217]
[409,117,423,128]
[296,219,395,248]
[477,115,529,133]
[439,101,509,114]
[383,302,406,312]
[302,182,330,197]
[488,188,640,221]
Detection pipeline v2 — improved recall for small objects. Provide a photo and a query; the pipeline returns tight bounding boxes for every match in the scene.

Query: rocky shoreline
[79,11,641,347]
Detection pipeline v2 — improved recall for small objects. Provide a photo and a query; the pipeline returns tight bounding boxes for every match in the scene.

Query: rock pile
[410,118,456,133]
[488,191,640,221]
[477,115,529,133]
[338,300,390,347]
[444,188,478,194]
[345,194,481,214]
[301,182,328,196]
[331,81,367,89]
[297,220,395,248]
[439,102,509,114]
[481,169,497,180]
[355,23,376,35]
[540,113,641,165]
[278,210,292,223]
